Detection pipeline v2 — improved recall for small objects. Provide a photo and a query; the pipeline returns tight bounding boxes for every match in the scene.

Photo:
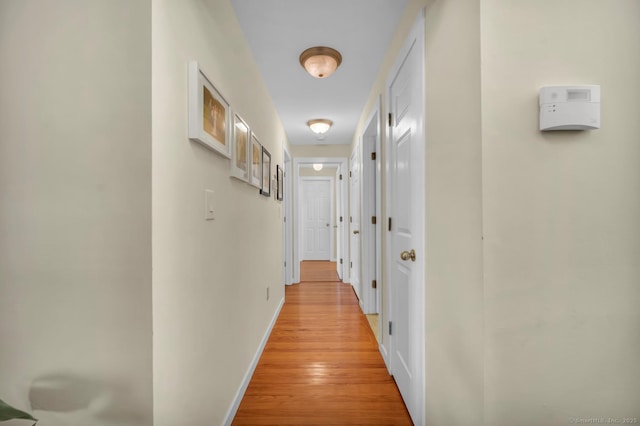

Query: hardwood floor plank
[232,261,412,425]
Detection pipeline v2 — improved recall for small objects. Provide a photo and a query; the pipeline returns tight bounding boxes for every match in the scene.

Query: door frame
[349,146,362,304]
[293,157,349,283]
[299,176,335,261]
[283,147,293,285]
[384,9,426,424]
[360,98,382,316]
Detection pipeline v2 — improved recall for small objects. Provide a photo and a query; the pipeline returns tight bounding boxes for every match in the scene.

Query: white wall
[0,1,153,425]
[481,1,640,424]
[152,0,286,423]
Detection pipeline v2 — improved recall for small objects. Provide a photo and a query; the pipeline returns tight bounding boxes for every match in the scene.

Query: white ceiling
[230,0,407,145]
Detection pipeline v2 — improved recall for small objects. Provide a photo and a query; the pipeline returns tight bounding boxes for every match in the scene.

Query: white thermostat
[539,85,600,131]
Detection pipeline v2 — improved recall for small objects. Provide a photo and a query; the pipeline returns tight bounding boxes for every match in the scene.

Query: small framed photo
[260,147,271,197]
[250,133,262,189]
[188,61,231,158]
[230,114,250,181]
[276,165,284,201]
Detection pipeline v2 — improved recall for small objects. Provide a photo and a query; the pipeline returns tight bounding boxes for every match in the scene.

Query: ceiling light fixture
[307,119,333,136]
[313,164,323,171]
[299,46,342,79]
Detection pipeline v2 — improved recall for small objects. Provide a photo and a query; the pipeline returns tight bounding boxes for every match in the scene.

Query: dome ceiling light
[299,46,342,79]
[307,119,333,136]
[313,164,323,171]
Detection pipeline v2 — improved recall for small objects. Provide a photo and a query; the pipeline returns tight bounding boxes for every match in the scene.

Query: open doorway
[300,175,334,261]
[291,157,348,284]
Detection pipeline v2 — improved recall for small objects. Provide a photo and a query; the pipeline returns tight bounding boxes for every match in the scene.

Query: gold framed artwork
[260,147,271,197]
[188,61,231,158]
[250,133,262,189]
[230,114,250,181]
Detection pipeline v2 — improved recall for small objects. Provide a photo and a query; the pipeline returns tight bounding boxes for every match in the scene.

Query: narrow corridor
[233,261,412,424]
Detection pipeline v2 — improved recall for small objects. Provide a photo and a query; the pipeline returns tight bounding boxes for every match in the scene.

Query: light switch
[205,189,215,220]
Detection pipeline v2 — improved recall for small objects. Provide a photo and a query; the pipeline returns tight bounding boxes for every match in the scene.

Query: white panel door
[336,168,343,279]
[302,179,332,260]
[387,12,425,424]
[349,149,362,303]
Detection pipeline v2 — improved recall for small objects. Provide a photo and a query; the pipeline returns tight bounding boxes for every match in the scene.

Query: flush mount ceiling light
[313,163,323,171]
[307,119,333,136]
[299,46,343,79]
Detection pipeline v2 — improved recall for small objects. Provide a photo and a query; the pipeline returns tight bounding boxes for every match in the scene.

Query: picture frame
[260,147,271,197]
[276,165,284,201]
[230,113,250,181]
[250,133,262,189]
[188,61,231,158]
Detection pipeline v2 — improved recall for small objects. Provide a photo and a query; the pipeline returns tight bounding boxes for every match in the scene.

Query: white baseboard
[222,296,285,425]
[379,342,391,374]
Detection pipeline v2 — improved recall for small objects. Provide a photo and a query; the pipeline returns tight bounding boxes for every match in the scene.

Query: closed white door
[302,178,332,260]
[349,149,362,302]
[336,168,344,279]
[387,12,425,424]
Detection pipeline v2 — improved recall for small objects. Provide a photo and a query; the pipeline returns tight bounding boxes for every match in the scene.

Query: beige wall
[290,144,352,159]
[423,1,484,424]
[356,0,639,425]
[481,1,640,424]
[0,1,153,425]
[152,0,286,424]
[299,167,340,178]
[352,0,484,424]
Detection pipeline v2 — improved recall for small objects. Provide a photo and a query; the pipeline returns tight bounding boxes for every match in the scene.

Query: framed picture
[276,165,284,201]
[250,133,262,189]
[188,61,231,158]
[260,147,271,197]
[230,114,250,181]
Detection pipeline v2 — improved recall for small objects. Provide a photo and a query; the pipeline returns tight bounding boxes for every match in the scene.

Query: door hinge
[339,174,343,180]
[372,280,377,289]
[284,261,286,267]
[389,321,393,335]
[283,216,286,223]
[350,261,353,268]
[340,216,343,222]
[388,217,392,231]
[349,171,352,178]
[350,216,352,223]
[371,216,377,225]
[388,113,392,127]
[340,258,343,265]
[371,152,376,160]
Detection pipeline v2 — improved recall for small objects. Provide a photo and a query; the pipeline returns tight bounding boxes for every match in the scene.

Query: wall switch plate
[205,189,215,220]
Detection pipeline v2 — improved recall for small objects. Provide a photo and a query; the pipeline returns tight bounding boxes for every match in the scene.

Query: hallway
[233,261,412,424]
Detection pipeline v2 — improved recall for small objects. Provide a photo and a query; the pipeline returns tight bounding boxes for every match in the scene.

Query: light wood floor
[299,260,340,282]
[233,261,412,425]
[365,314,379,343]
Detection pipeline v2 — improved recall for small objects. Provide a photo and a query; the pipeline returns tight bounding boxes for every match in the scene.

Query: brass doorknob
[400,249,416,262]
[353,230,360,235]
